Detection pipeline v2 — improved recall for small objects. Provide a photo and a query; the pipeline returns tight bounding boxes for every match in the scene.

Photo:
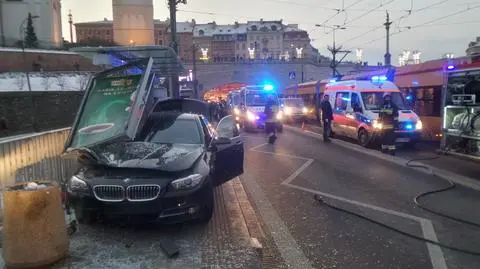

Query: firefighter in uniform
[264,94,278,144]
[378,93,399,155]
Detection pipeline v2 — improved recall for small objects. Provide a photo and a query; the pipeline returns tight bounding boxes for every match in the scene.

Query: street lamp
[19,14,39,132]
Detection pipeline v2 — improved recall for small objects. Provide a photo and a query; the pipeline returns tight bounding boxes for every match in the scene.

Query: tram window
[413,87,440,117]
[335,92,349,111]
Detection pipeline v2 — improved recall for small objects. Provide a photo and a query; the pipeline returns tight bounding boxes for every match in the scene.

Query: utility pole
[384,11,392,67]
[68,10,74,43]
[192,43,198,99]
[168,0,186,98]
[316,24,349,79]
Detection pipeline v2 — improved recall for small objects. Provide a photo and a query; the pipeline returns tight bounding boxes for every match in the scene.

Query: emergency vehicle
[323,76,423,147]
[227,84,284,132]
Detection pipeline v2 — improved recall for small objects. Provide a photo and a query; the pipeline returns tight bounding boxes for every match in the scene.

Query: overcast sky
[61,0,479,64]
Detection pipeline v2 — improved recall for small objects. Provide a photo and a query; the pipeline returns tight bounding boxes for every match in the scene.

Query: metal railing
[0,128,77,190]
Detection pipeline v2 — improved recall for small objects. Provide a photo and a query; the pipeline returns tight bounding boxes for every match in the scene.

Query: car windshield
[246,93,278,106]
[284,99,304,107]
[361,92,406,110]
[145,118,201,144]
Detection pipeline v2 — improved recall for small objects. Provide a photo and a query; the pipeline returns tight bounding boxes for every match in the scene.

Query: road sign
[289,71,296,79]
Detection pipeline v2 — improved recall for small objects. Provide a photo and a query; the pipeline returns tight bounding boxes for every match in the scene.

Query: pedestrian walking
[320,94,333,142]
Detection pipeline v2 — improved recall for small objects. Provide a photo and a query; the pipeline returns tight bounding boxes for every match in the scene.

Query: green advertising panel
[70,75,142,148]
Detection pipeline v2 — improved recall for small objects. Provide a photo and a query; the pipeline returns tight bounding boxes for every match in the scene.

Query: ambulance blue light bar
[447,65,455,70]
[371,76,388,83]
[263,84,274,91]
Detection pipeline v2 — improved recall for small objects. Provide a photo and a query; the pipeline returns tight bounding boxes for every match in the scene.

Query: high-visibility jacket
[378,102,399,129]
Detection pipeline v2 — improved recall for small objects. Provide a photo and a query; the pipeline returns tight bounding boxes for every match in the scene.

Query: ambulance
[229,84,284,132]
[323,76,423,147]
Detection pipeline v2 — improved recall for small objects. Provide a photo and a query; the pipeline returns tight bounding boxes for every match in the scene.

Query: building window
[199,30,204,36]
[251,25,257,31]
[271,25,277,31]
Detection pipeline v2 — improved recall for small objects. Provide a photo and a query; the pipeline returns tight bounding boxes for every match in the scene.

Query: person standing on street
[378,93,399,155]
[320,94,333,142]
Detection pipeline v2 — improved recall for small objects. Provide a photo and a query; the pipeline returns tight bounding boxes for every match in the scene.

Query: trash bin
[2,182,69,269]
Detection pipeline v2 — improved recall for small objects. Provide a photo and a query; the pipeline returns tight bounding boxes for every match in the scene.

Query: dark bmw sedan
[66,111,244,224]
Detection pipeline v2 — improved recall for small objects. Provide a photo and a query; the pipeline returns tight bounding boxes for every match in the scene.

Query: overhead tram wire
[339,0,450,46]
[176,9,322,25]
[351,3,480,48]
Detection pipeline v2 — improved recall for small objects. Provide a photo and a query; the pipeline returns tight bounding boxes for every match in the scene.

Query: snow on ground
[0,72,93,92]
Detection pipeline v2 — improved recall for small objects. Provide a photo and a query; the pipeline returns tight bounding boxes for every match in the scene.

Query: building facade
[0,0,63,48]
[74,18,318,62]
[283,24,310,60]
[112,0,154,46]
[246,20,284,60]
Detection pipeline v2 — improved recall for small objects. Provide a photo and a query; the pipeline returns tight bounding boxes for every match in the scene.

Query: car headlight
[416,120,423,130]
[68,175,88,192]
[171,174,203,190]
[302,107,308,113]
[233,108,240,115]
[285,107,292,115]
[276,111,283,120]
[246,111,256,121]
[372,119,383,129]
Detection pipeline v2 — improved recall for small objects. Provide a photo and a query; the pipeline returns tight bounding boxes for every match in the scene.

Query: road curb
[284,124,480,192]
[202,180,263,269]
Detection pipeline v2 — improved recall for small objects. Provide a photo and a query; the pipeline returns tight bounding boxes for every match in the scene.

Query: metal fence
[0,128,78,190]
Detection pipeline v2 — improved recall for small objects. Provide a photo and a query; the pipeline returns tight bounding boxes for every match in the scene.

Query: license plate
[396,138,410,143]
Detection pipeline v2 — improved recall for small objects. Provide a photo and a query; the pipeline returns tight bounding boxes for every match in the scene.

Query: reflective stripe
[381,145,388,149]
[388,145,396,150]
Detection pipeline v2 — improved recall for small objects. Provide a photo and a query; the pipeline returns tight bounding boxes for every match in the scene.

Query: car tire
[358,128,371,148]
[196,187,214,224]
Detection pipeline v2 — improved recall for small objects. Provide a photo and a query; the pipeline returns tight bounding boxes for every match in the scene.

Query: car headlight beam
[246,111,256,121]
[171,174,203,190]
[416,120,423,130]
[372,119,383,129]
[302,107,308,114]
[276,111,283,120]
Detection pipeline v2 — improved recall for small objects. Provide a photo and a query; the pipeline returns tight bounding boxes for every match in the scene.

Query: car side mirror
[215,137,231,145]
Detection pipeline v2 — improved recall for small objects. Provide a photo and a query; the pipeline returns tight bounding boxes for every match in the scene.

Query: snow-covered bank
[0,72,94,92]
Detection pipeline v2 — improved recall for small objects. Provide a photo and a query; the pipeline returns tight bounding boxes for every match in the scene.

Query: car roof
[148,111,199,121]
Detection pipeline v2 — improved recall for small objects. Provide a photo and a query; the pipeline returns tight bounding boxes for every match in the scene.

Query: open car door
[64,58,154,152]
[212,115,244,186]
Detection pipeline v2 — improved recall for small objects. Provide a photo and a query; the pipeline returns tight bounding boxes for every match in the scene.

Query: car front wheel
[358,129,371,148]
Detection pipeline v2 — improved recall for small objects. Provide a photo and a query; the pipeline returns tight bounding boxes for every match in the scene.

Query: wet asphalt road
[239,127,480,269]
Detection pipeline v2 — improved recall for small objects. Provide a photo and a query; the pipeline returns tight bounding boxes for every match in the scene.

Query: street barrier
[0,128,77,197]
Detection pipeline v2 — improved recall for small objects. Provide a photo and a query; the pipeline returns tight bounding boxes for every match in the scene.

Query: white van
[323,76,423,147]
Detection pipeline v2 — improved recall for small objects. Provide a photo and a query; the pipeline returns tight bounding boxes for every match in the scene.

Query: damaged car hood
[89,142,204,172]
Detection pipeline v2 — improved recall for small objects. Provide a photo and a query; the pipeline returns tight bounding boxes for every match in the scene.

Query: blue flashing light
[406,95,413,100]
[405,124,413,130]
[329,79,336,83]
[372,75,388,83]
[447,65,455,70]
[341,97,350,101]
[263,84,274,91]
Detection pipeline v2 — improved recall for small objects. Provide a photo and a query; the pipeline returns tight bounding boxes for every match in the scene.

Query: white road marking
[247,139,449,269]
[241,173,315,269]
[287,125,480,191]
[421,219,449,269]
[249,143,268,151]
